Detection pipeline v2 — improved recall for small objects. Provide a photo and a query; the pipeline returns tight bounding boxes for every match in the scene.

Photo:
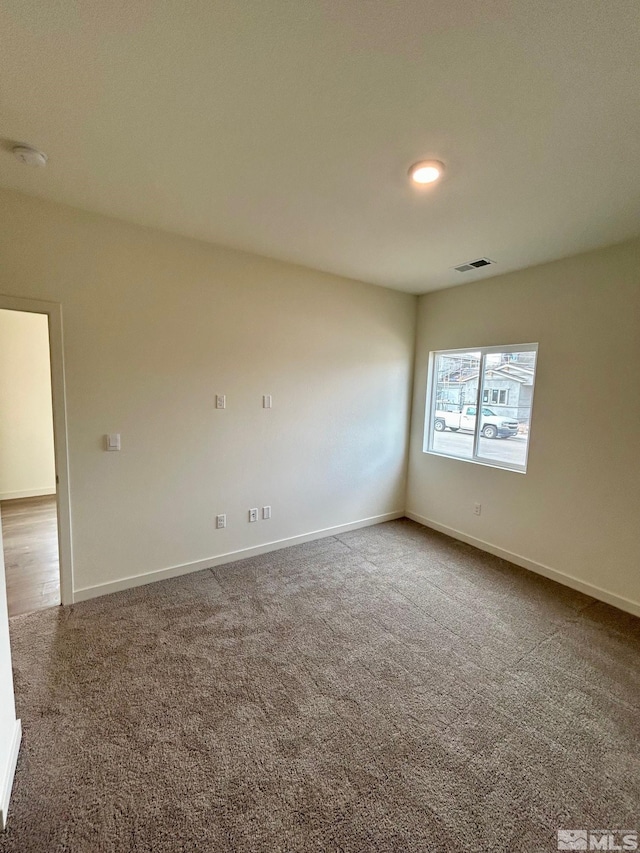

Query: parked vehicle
[434,405,518,438]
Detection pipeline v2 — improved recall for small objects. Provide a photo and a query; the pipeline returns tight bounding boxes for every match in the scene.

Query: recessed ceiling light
[409,160,444,185]
[12,145,48,167]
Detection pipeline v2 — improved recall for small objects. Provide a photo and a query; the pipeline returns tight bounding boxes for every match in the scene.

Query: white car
[434,405,519,438]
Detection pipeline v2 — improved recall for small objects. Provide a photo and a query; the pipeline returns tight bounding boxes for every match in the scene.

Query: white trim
[0,488,56,501]
[0,719,21,830]
[0,294,74,605]
[74,511,404,602]
[405,511,640,619]
[423,448,527,475]
[429,342,539,357]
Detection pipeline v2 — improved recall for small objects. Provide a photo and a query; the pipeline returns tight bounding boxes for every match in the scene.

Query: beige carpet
[1,519,639,852]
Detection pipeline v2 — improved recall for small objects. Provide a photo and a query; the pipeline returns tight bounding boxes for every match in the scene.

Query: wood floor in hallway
[1,495,60,617]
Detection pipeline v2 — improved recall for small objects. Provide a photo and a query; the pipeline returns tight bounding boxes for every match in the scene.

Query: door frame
[0,294,74,605]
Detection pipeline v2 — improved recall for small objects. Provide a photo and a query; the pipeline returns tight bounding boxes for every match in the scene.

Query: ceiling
[1,1,639,294]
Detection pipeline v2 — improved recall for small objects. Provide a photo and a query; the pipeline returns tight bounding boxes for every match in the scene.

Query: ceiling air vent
[453,257,495,273]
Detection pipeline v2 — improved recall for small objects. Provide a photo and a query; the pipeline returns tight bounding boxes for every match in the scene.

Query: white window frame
[423,342,538,473]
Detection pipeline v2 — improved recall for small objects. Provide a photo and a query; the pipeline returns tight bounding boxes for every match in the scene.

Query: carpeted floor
[1,519,639,852]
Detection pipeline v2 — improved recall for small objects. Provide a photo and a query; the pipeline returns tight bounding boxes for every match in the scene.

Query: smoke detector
[12,145,48,167]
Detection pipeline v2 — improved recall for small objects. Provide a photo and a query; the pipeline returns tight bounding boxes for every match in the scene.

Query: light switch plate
[105,433,121,451]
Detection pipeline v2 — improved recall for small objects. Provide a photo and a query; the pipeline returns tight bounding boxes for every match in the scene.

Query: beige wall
[407,238,640,613]
[0,309,56,500]
[1,184,637,615]
[0,188,416,597]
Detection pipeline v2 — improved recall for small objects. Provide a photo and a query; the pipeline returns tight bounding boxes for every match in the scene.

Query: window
[424,344,538,472]
[482,388,509,405]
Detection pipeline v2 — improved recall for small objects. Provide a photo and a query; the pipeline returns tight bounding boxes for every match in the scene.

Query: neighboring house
[436,357,535,423]
[475,363,534,422]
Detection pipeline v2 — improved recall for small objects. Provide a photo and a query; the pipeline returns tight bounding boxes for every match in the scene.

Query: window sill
[423,448,527,474]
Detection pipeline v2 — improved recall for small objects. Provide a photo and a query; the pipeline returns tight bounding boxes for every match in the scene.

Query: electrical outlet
[262,505,271,520]
[216,514,226,529]
[474,503,482,516]
[249,508,259,523]
[216,394,226,409]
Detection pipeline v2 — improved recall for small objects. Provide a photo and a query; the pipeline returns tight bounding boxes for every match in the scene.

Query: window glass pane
[430,351,480,460]
[475,350,536,469]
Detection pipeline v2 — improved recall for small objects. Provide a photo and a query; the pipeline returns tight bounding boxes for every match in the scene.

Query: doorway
[0,309,59,615]
[0,295,73,612]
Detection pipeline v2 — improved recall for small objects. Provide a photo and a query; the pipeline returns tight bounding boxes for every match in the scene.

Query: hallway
[1,495,59,617]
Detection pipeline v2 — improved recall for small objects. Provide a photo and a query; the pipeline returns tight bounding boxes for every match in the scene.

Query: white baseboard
[73,510,405,603]
[0,488,56,501]
[0,719,21,830]
[405,511,640,619]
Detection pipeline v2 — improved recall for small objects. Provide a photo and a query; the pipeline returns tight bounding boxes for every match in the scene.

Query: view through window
[424,344,538,472]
